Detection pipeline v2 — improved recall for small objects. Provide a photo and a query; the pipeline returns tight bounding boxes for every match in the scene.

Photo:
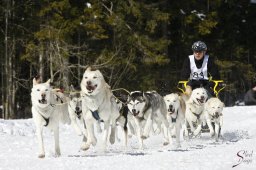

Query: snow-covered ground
[0,106,256,170]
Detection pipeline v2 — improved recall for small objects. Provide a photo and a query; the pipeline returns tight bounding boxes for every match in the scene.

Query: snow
[1,106,256,170]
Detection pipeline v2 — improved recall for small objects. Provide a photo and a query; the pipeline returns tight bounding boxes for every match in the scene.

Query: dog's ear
[33,76,41,86]
[45,79,51,85]
[69,94,73,100]
[33,78,38,86]
[70,85,75,92]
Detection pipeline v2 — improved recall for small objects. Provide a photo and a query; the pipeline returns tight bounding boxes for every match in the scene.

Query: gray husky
[127,91,169,149]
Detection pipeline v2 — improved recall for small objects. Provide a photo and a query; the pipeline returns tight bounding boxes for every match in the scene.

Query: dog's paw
[183,135,189,141]
[76,130,83,136]
[109,135,115,144]
[139,144,146,150]
[209,131,214,137]
[175,143,181,148]
[171,134,176,138]
[92,138,97,146]
[128,134,133,138]
[38,154,45,158]
[81,143,90,151]
[55,148,61,157]
[215,135,219,142]
[54,152,61,157]
[115,136,121,143]
[163,141,169,146]
[153,128,161,135]
[193,129,201,137]
[141,135,148,139]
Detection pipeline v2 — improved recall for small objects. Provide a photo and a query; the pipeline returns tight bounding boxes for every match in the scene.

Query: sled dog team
[31,67,224,158]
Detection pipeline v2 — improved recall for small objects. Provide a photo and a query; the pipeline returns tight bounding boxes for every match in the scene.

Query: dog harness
[68,103,82,119]
[90,110,104,122]
[190,109,202,120]
[189,55,209,80]
[34,105,55,127]
[189,108,203,126]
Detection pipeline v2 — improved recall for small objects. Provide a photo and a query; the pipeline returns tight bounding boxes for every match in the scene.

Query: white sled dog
[185,87,208,137]
[204,97,224,141]
[127,91,169,149]
[80,67,120,151]
[31,77,70,158]
[164,93,186,147]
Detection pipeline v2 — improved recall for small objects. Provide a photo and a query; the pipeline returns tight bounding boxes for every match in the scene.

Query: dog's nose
[169,105,173,110]
[201,96,205,100]
[87,81,92,85]
[41,93,46,98]
[132,109,136,113]
[75,107,80,111]
[214,112,219,118]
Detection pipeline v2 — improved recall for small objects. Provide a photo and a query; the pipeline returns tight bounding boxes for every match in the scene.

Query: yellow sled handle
[213,80,226,97]
[177,80,226,97]
[177,81,189,93]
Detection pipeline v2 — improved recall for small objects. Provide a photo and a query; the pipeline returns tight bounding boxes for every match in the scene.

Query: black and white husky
[31,77,70,158]
[67,86,85,136]
[127,91,169,149]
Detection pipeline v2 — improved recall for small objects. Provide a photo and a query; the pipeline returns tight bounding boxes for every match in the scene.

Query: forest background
[1,0,256,119]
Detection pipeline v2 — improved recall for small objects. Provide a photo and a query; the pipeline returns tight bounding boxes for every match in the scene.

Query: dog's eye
[93,76,97,79]
[173,100,176,102]
[84,76,88,79]
[37,89,40,91]
[45,89,48,91]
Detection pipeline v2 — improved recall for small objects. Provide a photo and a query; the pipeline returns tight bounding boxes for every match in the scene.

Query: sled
[177,79,226,97]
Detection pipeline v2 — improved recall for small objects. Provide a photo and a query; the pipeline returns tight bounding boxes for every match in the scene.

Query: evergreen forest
[1,0,256,119]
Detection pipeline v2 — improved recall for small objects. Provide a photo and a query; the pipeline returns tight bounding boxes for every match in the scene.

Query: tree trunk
[39,48,44,82]
[4,0,10,119]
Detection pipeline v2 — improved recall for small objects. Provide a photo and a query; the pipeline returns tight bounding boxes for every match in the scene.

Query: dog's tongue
[86,85,94,91]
